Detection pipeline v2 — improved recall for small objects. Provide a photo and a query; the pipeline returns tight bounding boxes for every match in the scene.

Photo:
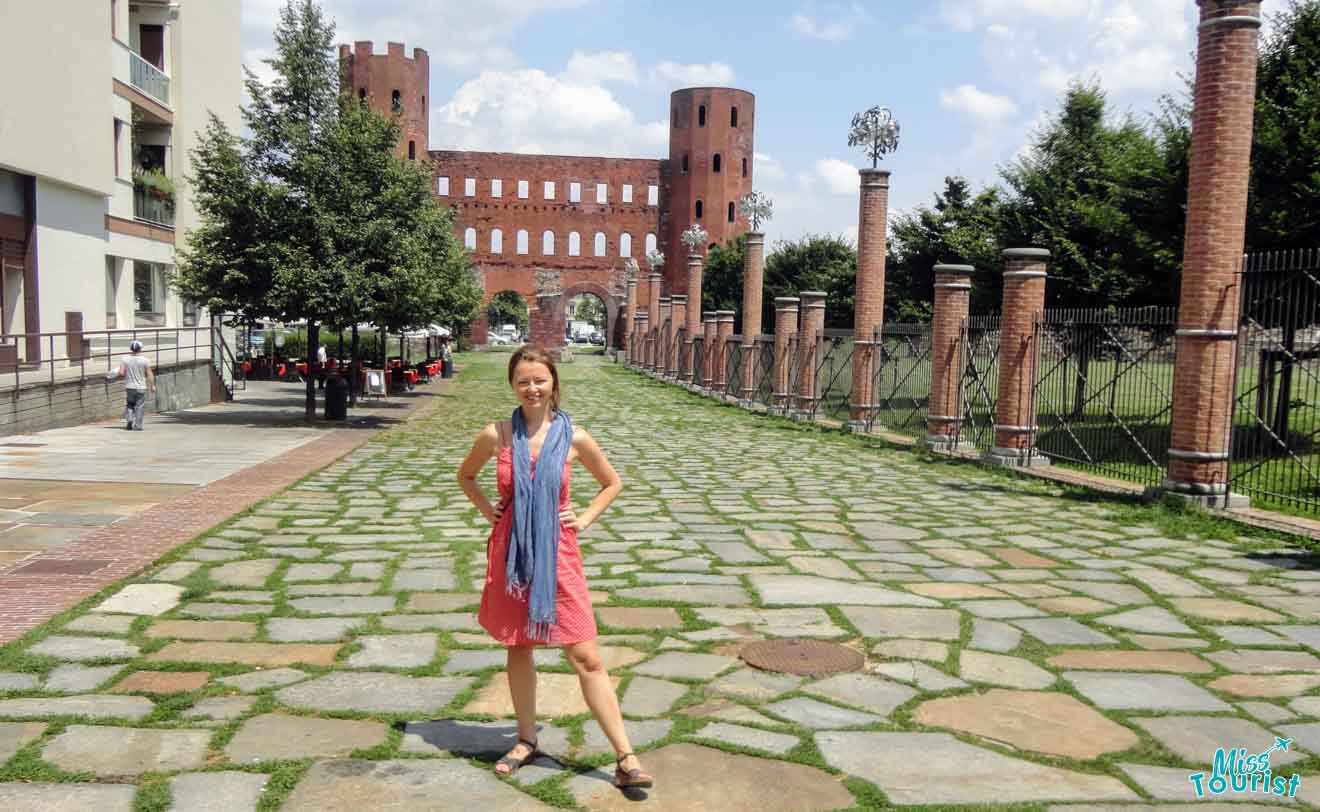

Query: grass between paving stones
[132,773,171,812]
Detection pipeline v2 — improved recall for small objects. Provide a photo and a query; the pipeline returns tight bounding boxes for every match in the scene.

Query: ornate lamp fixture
[739,191,773,232]
[680,224,709,254]
[848,106,901,168]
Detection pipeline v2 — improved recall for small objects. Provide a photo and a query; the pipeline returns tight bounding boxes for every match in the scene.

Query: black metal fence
[1032,308,1177,486]
[870,323,933,436]
[1231,249,1320,513]
[956,314,1001,452]
[814,329,856,423]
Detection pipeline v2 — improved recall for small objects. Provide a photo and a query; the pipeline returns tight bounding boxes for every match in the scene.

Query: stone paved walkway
[0,353,1317,810]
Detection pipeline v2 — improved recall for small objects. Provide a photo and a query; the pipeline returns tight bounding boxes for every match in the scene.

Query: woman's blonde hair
[507,345,562,411]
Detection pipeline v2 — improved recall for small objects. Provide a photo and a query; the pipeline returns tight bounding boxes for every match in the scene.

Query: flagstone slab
[1117,762,1222,801]
[905,582,1008,600]
[466,672,616,717]
[0,783,136,811]
[750,574,939,607]
[1208,674,1320,698]
[288,596,396,615]
[969,618,1023,652]
[184,695,257,721]
[958,599,1049,619]
[912,689,1139,759]
[1012,617,1117,645]
[621,676,689,716]
[111,670,209,694]
[1276,722,1320,753]
[709,667,804,702]
[406,592,482,612]
[595,606,683,629]
[874,639,949,662]
[1095,606,1197,635]
[92,583,185,616]
[28,635,139,661]
[1258,596,1320,620]
[870,661,969,691]
[265,617,365,642]
[43,664,121,693]
[217,668,309,692]
[765,696,884,729]
[803,672,917,716]
[281,759,553,811]
[209,559,280,588]
[224,713,388,762]
[614,584,751,605]
[63,614,135,634]
[346,633,436,668]
[990,548,1060,568]
[1047,649,1212,673]
[1170,598,1286,623]
[280,672,473,714]
[1125,568,1212,597]
[580,718,673,755]
[179,602,274,618]
[692,721,799,755]
[1033,596,1114,615]
[839,606,961,640]
[693,607,842,637]
[564,743,854,811]
[170,772,269,811]
[1128,633,1211,650]
[960,651,1056,689]
[704,542,768,564]
[677,697,778,725]
[1064,672,1232,711]
[1132,715,1306,767]
[43,724,209,775]
[0,694,153,720]
[146,620,257,641]
[816,731,1138,805]
[0,721,46,763]
[1205,650,1320,674]
[148,641,339,667]
[634,652,738,681]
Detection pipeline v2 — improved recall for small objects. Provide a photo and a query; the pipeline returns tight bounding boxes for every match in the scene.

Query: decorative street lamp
[646,249,665,271]
[848,106,901,168]
[739,191,774,232]
[622,257,639,279]
[681,224,709,254]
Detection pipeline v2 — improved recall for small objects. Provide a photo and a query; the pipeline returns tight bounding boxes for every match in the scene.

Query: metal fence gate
[869,323,933,436]
[1231,249,1320,513]
[956,314,1001,452]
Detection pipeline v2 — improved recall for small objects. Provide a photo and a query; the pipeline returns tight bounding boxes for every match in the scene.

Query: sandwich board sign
[365,369,387,398]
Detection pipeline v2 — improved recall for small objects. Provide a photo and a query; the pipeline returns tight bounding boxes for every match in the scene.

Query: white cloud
[754,153,787,183]
[814,158,859,196]
[939,84,1019,121]
[788,2,871,41]
[938,0,1092,32]
[563,50,639,85]
[789,13,850,41]
[648,61,737,90]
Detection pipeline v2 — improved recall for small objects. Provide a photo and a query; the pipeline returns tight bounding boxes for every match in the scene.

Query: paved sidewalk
[0,354,1316,810]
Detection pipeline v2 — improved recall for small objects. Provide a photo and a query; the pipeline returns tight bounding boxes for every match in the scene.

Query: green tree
[701,235,746,327]
[763,235,858,329]
[1249,0,1320,250]
[570,294,606,330]
[487,291,529,335]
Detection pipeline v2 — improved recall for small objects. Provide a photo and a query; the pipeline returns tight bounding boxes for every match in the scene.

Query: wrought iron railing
[134,187,175,227]
[955,314,1001,452]
[1033,307,1176,486]
[129,50,170,106]
[814,328,856,423]
[869,323,932,436]
[0,326,216,393]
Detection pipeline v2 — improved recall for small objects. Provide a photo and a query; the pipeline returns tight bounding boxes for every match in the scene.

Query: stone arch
[562,280,620,351]
[471,285,533,347]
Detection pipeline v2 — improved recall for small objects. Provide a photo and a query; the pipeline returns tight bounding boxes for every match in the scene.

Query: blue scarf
[506,407,573,641]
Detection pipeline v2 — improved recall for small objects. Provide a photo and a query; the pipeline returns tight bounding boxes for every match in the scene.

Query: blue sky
[239,0,1287,247]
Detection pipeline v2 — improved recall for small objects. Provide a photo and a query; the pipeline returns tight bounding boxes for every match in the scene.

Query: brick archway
[562,281,620,350]
[472,287,533,346]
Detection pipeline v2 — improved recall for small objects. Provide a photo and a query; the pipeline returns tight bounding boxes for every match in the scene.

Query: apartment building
[0,0,240,364]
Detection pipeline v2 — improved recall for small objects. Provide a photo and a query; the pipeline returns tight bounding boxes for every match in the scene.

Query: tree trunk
[1273,323,1297,447]
[305,320,319,421]
[349,324,360,408]
[1071,333,1092,423]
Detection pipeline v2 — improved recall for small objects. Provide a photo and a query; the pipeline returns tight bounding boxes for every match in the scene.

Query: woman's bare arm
[566,426,622,530]
[457,423,502,524]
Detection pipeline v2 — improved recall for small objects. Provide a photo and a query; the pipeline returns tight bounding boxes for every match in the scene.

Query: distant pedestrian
[317,343,328,389]
[441,336,454,379]
[107,340,155,431]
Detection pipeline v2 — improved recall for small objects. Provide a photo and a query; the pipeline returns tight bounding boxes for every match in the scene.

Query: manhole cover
[9,559,114,576]
[739,638,863,678]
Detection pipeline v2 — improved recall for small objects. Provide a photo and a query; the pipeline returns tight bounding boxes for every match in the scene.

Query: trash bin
[442,358,454,379]
[324,374,349,420]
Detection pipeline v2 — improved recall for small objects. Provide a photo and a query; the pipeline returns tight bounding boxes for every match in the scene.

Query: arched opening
[742,157,748,177]
[516,229,529,255]
[486,291,529,346]
[490,228,503,254]
[358,87,366,101]
[422,94,426,111]
[542,230,555,256]
[594,232,607,257]
[619,232,632,257]
[391,89,401,112]
[463,227,476,250]
[682,154,689,174]
[645,233,657,256]
[731,106,738,127]
[713,153,721,173]
[568,231,581,256]
[695,200,703,219]
[566,292,609,350]
[698,104,706,127]
[408,141,416,161]
[728,202,735,222]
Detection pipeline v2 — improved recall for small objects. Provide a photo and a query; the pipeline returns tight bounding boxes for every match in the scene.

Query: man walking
[107,340,155,430]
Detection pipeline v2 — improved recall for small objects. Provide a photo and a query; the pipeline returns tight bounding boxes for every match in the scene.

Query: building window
[713,153,721,173]
[620,232,632,257]
[698,105,706,127]
[422,95,426,111]
[518,179,529,199]
[682,154,689,174]
[114,119,122,177]
[568,182,581,203]
[111,0,117,37]
[516,230,529,255]
[392,90,401,112]
[544,181,555,200]
[594,232,606,257]
[742,157,748,178]
[408,141,416,161]
[437,176,449,196]
[464,178,476,197]
[464,227,477,250]
[358,88,366,101]
[133,261,164,314]
[491,179,503,197]
[491,229,503,253]
[645,233,657,256]
[695,200,703,219]
[728,202,735,223]
[596,183,607,204]
[731,106,738,127]
[542,230,555,256]
[622,184,633,203]
[647,185,659,206]
[568,231,581,256]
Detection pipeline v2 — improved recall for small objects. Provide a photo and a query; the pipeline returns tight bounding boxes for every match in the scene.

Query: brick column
[771,297,800,416]
[716,310,735,395]
[623,274,638,363]
[987,249,1051,467]
[668,294,687,381]
[685,253,704,385]
[1164,0,1262,508]
[646,273,662,371]
[795,291,827,418]
[702,312,718,391]
[924,264,975,451]
[657,297,672,376]
[740,232,766,403]
[849,169,891,430]
[633,312,647,367]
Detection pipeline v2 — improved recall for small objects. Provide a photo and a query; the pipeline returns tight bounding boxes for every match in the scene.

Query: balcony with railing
[133,187,174,228]
[129,50,170,107]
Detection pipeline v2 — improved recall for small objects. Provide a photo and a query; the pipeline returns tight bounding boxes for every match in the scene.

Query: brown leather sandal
[494,738,539,776]
[615,752,654,788]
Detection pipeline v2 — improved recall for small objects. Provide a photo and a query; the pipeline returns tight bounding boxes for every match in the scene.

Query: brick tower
[338,41,429,161]
[664,88,755,293]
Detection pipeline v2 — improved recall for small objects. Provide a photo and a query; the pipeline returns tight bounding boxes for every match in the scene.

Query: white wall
[34,180,110,336]
[0,6,112,196]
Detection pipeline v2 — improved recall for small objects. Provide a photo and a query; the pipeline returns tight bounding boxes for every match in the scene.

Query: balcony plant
[133,168,175,202]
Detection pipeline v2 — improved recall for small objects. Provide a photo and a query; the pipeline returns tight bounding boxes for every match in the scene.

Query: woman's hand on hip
[487,499,506,526]
[559,507,586,531]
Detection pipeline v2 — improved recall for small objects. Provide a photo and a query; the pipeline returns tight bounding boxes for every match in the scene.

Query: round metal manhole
[739,638,864,678]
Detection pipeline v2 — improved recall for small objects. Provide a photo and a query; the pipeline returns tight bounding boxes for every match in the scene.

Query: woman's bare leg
[564,639,644,773]
[496,644,538,774]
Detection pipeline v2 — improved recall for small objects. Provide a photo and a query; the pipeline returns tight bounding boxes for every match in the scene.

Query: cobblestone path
[0,353,1318,810]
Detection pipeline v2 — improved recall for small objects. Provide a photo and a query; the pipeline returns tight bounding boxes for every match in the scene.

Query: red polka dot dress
[478,445,598,646]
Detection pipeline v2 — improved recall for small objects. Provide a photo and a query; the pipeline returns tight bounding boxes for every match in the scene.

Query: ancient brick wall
[339,41,429,162]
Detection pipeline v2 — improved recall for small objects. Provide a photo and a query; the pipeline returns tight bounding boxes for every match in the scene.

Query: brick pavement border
[0,375,456,646]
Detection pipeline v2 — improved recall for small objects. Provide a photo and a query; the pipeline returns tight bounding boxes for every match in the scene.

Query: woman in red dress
[457,346,652,789]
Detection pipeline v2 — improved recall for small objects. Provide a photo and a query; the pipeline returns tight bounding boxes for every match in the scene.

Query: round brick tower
[665,88,755,293]
[338,41,429,162]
